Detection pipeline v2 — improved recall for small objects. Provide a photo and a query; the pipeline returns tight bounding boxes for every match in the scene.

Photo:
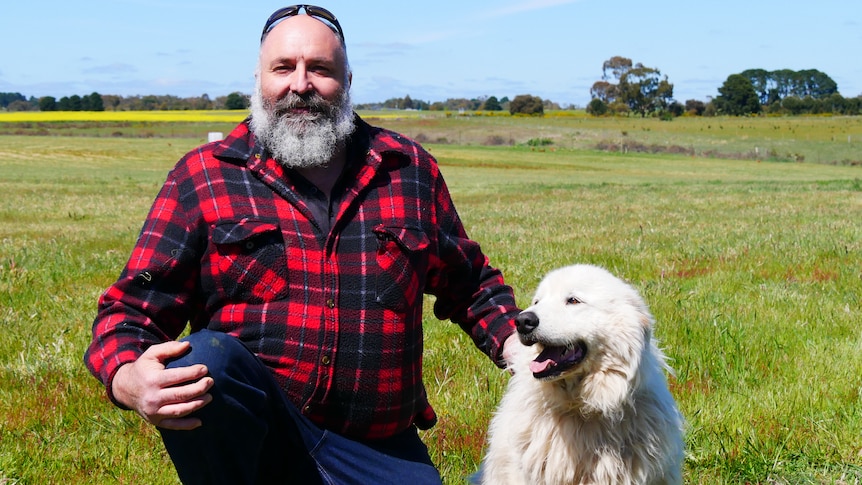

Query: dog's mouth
[530,341,587,379]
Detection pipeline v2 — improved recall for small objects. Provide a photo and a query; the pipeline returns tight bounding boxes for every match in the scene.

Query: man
[85,5,519,484]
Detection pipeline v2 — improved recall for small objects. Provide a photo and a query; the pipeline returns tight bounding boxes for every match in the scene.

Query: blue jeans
[159,330,442,485]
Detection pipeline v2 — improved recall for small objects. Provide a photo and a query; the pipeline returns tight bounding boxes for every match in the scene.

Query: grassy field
[1,113,861,484]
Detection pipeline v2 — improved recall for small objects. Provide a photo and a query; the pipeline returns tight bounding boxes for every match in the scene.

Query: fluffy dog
[480,264,684,485]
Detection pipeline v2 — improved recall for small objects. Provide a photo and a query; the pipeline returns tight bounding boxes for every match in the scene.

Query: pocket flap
[373,225,429,252]
[213,219,280,245]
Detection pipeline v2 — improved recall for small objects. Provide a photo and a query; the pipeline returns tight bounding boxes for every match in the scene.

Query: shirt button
[244,241,255,250]
[303,405,311,414]
[321,355,331,365]
[326,298,335,308]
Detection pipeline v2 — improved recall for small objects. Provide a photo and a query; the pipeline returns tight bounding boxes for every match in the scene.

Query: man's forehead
[261,14,342,49]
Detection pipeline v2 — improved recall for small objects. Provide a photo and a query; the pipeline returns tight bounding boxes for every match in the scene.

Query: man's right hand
[111,340,214,430]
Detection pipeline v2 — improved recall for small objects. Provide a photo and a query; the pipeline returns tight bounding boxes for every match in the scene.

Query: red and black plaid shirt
[85,116,518,439]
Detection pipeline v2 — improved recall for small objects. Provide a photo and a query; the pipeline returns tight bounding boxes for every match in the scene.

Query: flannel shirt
[84,115,519,439]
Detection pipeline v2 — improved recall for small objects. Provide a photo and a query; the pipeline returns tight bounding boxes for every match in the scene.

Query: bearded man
[85,6,519,485]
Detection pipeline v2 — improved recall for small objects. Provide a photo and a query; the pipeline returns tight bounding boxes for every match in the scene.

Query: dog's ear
[579,370,633,421]
[579,306,650,420]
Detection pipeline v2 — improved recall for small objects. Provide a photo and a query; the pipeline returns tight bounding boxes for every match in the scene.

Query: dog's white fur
[481,264,684,485]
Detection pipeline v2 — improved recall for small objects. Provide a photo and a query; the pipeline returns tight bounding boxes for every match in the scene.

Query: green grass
[2,115,862,484]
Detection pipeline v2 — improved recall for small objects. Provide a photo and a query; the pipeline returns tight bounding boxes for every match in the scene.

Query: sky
[2,0,860,107]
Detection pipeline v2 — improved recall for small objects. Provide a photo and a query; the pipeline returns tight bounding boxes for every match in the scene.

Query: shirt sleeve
[83,167,203,404]
[425,170,520,368]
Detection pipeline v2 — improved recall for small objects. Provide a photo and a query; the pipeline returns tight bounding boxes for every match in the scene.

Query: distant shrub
[509,95,544,116]
[527,137,553,147]
[586,98,608,116]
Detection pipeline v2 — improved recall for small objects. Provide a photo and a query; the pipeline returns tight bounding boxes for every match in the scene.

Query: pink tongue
[530,358,554,374]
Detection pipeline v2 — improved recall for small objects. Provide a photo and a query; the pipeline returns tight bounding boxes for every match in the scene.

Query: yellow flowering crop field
[0,110,248,123]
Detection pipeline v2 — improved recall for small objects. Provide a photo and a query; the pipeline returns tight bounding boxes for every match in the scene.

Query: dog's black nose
[515,311,539,335]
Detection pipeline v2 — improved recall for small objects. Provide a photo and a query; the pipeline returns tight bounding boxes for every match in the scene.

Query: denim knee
[167,329,252,374]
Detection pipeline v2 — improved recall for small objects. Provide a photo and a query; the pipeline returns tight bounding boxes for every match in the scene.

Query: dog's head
[515,264,655,413]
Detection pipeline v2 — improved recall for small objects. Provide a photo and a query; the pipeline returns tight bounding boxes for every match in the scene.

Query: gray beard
[249,83,355,169]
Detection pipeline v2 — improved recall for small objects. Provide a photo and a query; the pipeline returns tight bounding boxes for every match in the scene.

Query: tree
[667,101,685,118]
[101,94,122,110]
[481,96,502,111]
[58,95,83,111]
[685,99,706,116]
[508,94,544,116]
[39,96,57,111]
[714,74,761,115]
[589,80,616,104]
[740,68,771,105]
[0,92,26,108]
[795,69,838,98]
[6,100,33,111]
[590,57,675,117]
[618,66,673,117]
[88,92,105,111]
[586,98,608,116]
[741,68,838,104]
[602,56,633,82]
[225,92,249,110]
[401,94,415,109]
[189,94,213,110]
[80,92,104,111]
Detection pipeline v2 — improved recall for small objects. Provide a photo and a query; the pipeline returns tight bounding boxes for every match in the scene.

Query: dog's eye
[566,296,582,305]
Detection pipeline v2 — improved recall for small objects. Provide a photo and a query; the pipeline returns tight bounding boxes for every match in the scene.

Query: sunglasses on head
[261,5,345,44]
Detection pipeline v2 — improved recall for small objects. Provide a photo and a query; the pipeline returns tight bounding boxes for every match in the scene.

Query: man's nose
[290,64,312,95]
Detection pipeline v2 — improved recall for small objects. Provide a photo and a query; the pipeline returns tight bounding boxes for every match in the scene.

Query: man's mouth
[529,341,587,379]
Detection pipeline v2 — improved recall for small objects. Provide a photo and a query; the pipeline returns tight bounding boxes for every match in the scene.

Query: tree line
[586,56,861,117]
[3,60,860,117]
[353,94,562,115]
[0,90,554,116]
[710,70,860,116]
[0,92,250,112]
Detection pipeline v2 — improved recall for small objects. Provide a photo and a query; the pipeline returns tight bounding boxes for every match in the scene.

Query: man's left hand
[501,333,522,374]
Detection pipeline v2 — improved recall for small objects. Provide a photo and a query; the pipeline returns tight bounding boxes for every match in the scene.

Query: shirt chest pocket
[209,219,289,303]
[373,225,430,311]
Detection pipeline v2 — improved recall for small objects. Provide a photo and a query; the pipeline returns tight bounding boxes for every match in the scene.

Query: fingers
[113,340,218,429]
[501,333,522,373]
[159,364,211,390]
[134,374,214,428]
[143,339,192,361]
[153,391,214,430]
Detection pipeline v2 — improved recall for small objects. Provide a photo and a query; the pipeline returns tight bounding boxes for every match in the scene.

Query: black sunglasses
[261,5,345,44]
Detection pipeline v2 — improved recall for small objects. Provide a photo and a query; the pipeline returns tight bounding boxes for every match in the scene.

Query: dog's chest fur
[509,377,662,484]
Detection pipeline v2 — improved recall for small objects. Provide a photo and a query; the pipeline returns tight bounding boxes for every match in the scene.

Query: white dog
[480,264,684,485]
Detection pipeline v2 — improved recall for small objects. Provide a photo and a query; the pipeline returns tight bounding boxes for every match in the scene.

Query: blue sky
[2,0,860,106]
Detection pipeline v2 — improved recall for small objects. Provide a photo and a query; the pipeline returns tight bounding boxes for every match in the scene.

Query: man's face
[258,14,349,111]
[251,14,354,169]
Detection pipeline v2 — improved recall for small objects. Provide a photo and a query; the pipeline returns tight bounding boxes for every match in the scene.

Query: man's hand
[111,341,214,430]
[501,333,523,374]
